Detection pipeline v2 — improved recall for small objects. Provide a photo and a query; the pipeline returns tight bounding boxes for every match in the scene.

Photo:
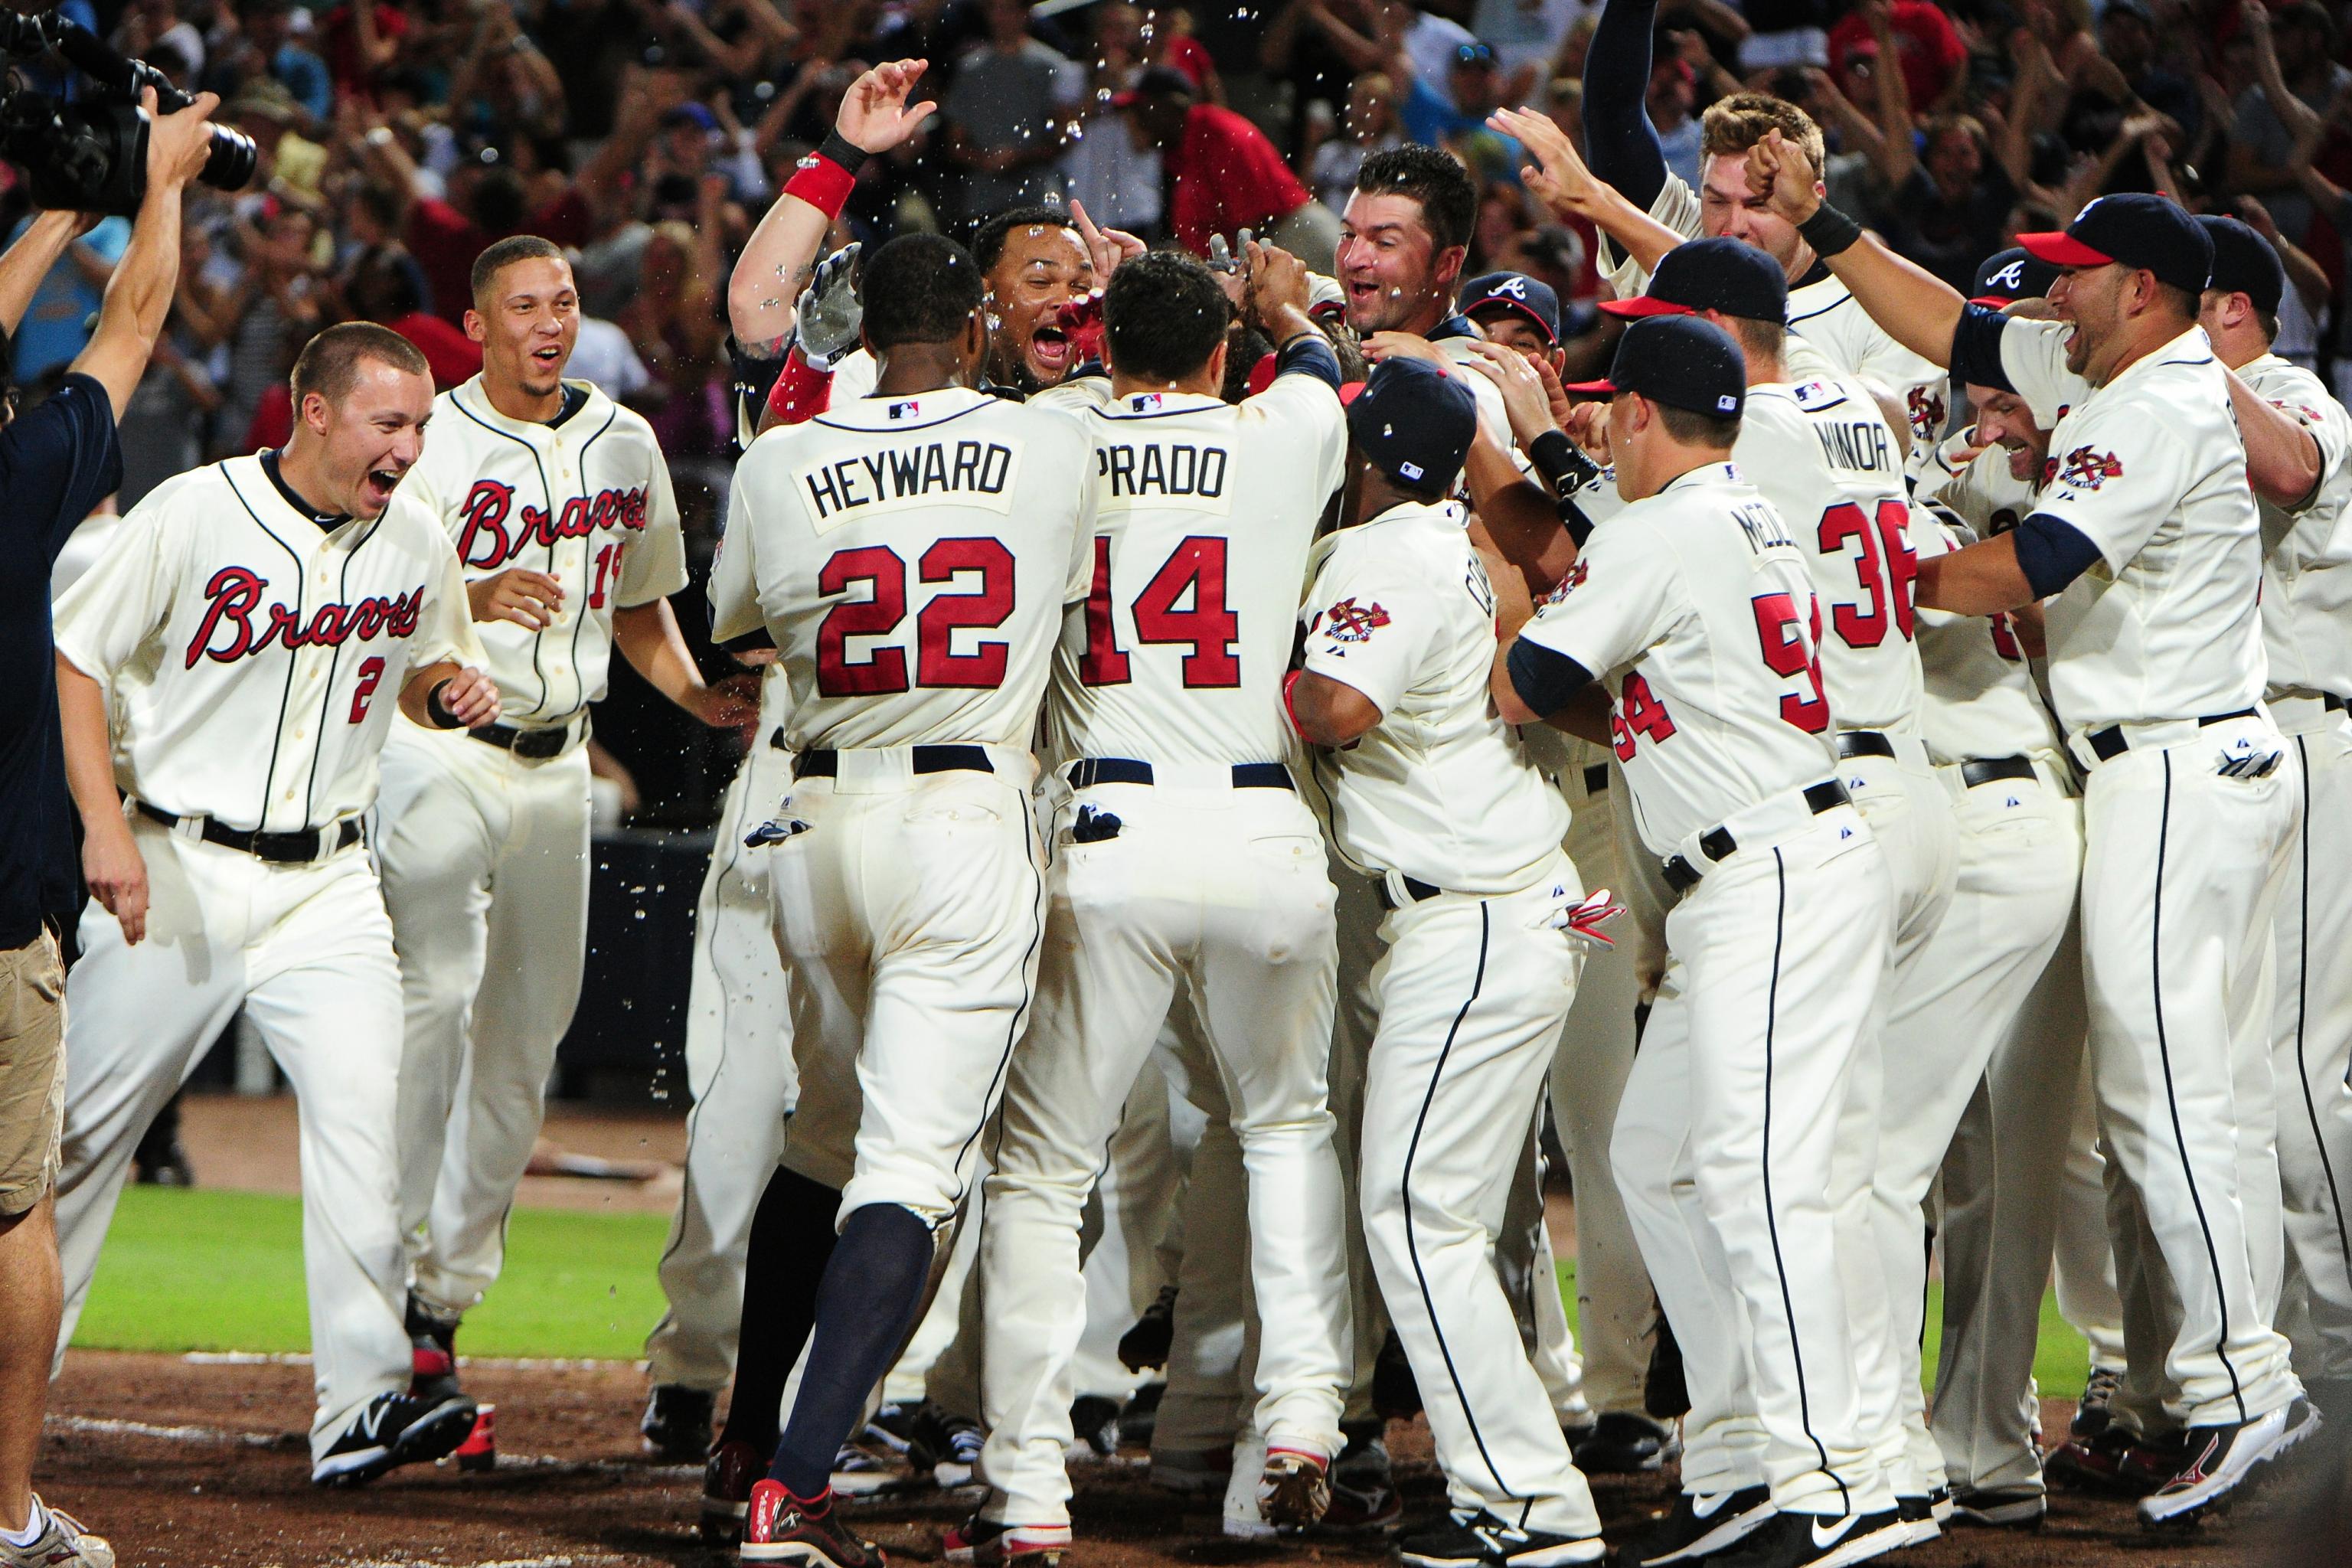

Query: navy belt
[1835,730,1896,760]
[134,801,361,864]
[1661,779,1851,892]
[1375,875,1442,912]
[2331,694,2347,713]
[2085,707,2259,763]
[1067,757,1294,791]
[470,719,577,760]
[1959,754,2037,789]
[792,745,994,779]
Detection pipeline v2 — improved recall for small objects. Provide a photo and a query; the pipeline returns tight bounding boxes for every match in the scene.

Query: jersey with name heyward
[1516,462,1838,858]
[1738,372,1926,733]
[2236,353,2352,702]
[1033,371,1349,768]
[52,455,483,833]
[710,385,1097,751]
[1300,498,1570,893]
[1985,320,2268,732]
[1599,176,1949,446]
[399,376,686,728]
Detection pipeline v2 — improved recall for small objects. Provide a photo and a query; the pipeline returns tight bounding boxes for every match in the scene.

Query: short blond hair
[1700,93,1826,175]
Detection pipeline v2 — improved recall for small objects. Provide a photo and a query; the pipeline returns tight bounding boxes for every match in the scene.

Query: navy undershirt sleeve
[1507,639,1596,718]
[1947,305,2017,395]
[1582,0,1668,212]
[1276,332,1343,389]
[2011,511,2103,597]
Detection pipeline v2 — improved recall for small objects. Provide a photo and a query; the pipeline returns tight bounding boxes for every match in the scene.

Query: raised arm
[1493,106,1689,275]
[1581,0,1670,209]
[0,212,81,339]
[70,87,220,419]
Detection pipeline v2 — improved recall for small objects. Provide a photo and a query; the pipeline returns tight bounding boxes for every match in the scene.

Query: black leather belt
[1375,875,1442,912]
[1835,730,1896,760]
[1661,779,1851,892]
[470,720,575,760]
[792,745,994,779]
[1583,764,1609,794]
[134,801,361,864]
[2084,707,2259,763]
[1067,757,1294,790]
[1960,754,2037,789]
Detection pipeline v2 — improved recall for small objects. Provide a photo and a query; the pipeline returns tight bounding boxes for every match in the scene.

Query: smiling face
[300,357,436,519]
[2046,261,2130,381]
[1967,381,2049,482]
[468,254,580,403]
[1471,309,1561,370]
[1338,191,1460,335]
[984,224,1094,388]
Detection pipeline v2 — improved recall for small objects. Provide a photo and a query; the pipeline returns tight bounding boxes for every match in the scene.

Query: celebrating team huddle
[34,21,2352,1568]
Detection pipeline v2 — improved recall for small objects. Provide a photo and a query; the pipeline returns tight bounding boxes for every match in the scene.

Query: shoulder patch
[2054,446,2123,490]
[1324,597,1391,642]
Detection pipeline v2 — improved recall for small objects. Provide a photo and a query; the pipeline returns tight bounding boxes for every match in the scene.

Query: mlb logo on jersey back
[1325,597,1390,642]
[887,399,921,419]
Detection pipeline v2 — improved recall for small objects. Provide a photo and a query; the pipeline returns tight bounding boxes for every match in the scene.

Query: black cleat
[1572,1411,1681,1475]
[403,1294,462,1401]
[641,1383,715,1462]
[1117,1285,1177,1371]
[1705,1509,1908,1567]
[310,1390,478,1485]
[2137,1399,2324,1527]
[1068,1394,1121,1459]
[1397,1508,1602,1567]
[1948,1486,2044,1528]
[1612,1485,1773,1565]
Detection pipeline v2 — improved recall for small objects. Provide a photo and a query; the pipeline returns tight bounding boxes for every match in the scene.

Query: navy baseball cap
[1346,357,1478,493]
[2197,215,2286,315]
[1460,271,1562,345]
[1602,237,1787,324]
[1969,247,2060,306]
[2018,194,2213,295]
[1563,315,1746,420]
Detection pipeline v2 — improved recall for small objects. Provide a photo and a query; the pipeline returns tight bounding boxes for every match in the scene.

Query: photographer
[0,82,218,1568]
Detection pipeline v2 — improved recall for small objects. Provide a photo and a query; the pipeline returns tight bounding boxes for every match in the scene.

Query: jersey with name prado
[710,385,1096,753]
[1516,462,1839,858]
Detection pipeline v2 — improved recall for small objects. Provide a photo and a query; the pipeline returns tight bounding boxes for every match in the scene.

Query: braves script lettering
[456,479,652,569]
[186,566,424,668]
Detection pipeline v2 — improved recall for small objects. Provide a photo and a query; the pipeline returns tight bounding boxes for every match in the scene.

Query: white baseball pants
[979,776,1348,1527]
[2052,1062,2129,1374]
[2078,727,2301,1428]
[374,722,592,1316]
[1613,804,1896,1518]
[1358,861,1599,1539]
[645,734,799,1394]
[51,823,411,1462]
[1326,858,1388,1428]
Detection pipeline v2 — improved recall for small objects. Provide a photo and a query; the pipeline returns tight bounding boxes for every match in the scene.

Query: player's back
[715,386,1095,752]
[1740,374,1924,733]
[1040,374,1348,767]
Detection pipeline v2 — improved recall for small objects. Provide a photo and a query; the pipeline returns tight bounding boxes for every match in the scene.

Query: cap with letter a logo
[1459,270,1563,346]
[1968,247,2060,307]
[2017,193,2213,295]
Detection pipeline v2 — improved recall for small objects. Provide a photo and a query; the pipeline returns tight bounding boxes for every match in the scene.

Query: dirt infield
[44,1351,2340,1568]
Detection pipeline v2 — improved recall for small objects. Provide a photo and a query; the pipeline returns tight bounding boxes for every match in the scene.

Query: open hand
[838,59,937,155]
[469,567,564,631]
[1459,340,1560,449]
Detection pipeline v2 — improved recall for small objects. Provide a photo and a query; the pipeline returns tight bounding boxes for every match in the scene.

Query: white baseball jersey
[397,376,684,727]
[53,454,482,831]
[1990,322,2270,731]
[710,385,1096,750]
[1911,516,2063,765]
[1516,462,1838,858]
[1300,498,1569,892]
[1739,374,1926,732]
[1598,177,1949,445]
[2239,353,2352,701]
[1031,371,1348,767]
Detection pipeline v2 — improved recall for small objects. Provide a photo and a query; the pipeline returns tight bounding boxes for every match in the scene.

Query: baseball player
[1499,314,1910,1568]
[1753,153,2321,1521]
[1292,355,1610,1568]
[47,325,497,1483]
[373,237,743,1422]
[954,241,1352,1563]
[707,230,1096,1568]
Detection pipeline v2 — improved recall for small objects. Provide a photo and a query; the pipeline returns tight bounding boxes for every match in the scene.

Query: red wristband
[766,347,836,426]
[782,151,857,221]
[1282,668,1308,740]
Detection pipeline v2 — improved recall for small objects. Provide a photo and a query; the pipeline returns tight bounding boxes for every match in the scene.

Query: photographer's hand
[69,87,220,420]
[145,85,222,194]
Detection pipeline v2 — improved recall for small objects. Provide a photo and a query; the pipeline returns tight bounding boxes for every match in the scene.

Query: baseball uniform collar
[1101,389,1224,418]
[1657,460,1743,497]
[452,374,609,444]
[2100,323,2216,393]
[817,384,995,432]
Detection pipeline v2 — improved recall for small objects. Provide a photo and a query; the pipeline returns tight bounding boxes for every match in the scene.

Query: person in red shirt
[1828,0,1967,115]
[1117,66,1341,268]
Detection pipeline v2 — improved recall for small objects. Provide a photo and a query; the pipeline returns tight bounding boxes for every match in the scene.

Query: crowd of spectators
[17,0,2352,813]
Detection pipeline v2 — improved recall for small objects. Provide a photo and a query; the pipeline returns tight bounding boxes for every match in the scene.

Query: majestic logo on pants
[185,566,425,668]
[456,479,651,569]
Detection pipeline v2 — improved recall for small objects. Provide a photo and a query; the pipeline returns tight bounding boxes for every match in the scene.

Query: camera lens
[200,122,258,191]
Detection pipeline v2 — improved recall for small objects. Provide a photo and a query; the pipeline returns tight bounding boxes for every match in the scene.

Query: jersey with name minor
[1991,320,2269,731]
[1737,374,1926,733]
[1301,498,1570,893]
[2238,353,2352,701]
[710,385,1096,753]
[1909,513,2062,766]
[52,456,483,833]
[1596,176,1949,446]
[1034,371,1349,769]
[400,376,686,727]
[1516,462,1839,859]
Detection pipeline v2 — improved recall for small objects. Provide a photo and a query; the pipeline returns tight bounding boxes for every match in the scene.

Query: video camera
[0,8,254,216]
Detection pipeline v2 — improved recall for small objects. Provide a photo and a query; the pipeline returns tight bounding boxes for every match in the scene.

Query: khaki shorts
[0,929,64,1218]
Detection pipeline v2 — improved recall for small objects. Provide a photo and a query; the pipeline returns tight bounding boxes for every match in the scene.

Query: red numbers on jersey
[588,543,621,610]
[1817,500,1917,647]
[1079,535,1242,688]
[1753,591,1831,733]
[812,539,1016,697]
[1988,610,2024,662]
[1609,673,1677,762]
[348,655,386,724]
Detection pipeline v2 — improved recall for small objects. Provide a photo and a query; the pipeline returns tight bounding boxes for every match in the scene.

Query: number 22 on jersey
[813,539,1016,696]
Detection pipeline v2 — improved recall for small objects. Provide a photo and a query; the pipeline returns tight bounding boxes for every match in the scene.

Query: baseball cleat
[1316,1426,1400,1535]
[2045,1426,2152,1494]
[742,1480,884,1568]
[1256,1446,1332,1530]
[1613,1485,1774,1565]
[0,1498,113,1568]
[1396,1508,1603,1567]
[865,1402,919,1455]
[908,1401,985,1489]
[1116,1381,1162,1448]
[2137,1398,2323,1527]
[1947,1486,2045,1528]
[453,1402,498,1472]
[403,1295,462,1401]
[1117,1285,1177,1371]
[1703,1508,1907,1568]
[1067,1394,1122,1460]
[1570,1411,1681,1474]
[833,1436,920,1497]
[704,1439,766,1544]
[941,1517,1070,1566]
[311,1390,479,1485]
[642,1383,716,1462]
[1892,1494,1939,1547]
[1148,1444,1232,1494]
[2070,1365,2122,1440]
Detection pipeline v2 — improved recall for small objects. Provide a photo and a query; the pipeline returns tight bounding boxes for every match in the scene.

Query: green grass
[74,1186,674,1359]
[73,1187,2095,1400]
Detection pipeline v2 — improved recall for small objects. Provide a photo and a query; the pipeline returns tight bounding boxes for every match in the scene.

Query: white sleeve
[1514,516,1681,675]
[1302,543,1440,715]
[616,439,689,607]
[53,495,178,684]
[1593,173,1700,299]
[2031,397,2194,573]
[414,541,488,670]
[708,461,768,646]
[1256,369,1351,501]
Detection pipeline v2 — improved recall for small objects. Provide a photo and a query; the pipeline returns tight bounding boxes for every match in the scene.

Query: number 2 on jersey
[812,538,1016,697]
[1080,535,1241,688]
[1817,500,1916,646]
